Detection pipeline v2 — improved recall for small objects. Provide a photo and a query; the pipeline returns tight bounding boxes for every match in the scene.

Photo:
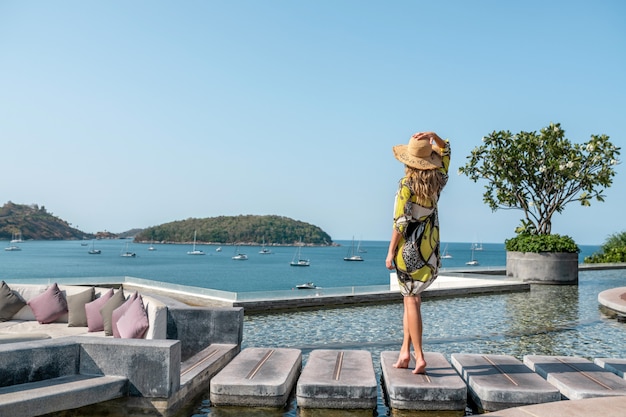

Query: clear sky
[1,1,624,245]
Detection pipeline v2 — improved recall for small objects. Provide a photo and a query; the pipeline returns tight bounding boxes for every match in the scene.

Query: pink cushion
[27,283,68,324]
[85,289,114,332]
[111,291,138,338]
[116,295,149,339]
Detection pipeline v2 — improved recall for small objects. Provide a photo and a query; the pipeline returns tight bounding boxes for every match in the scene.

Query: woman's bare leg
[393,298,412,368]
[405,295,427,374]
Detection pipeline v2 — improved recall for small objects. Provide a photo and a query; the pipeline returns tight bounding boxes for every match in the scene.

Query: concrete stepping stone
[296,349,377,409]
[381,351,466,411]
[524,355,626,400]
[594,358,626,379]
[210,347,301,407]
[451,353,560,412]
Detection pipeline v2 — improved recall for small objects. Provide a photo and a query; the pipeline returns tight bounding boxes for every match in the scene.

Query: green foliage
[134,215,333,245]
[0,201,88,240]
[505,233,580,253]
[459,122,620,235]
[584,231,626,263]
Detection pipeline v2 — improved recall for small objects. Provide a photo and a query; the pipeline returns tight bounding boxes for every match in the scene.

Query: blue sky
[1,1,624,245]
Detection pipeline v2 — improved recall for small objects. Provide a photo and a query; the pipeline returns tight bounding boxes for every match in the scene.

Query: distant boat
[259,238,272,254]
[466,247,479,266]
[472,242,484,251]
[296,282,317,289]
[88,240,101,255]
[4,244,21,251]
[441,244,453,259]
[216,247,222,252]
[148,240,156,251]
[232,246,248,260]
[290,241,310,267]
[120,242,136,257]
[343,237,364,262]
[187,231,205,255]
[10,232,23,243]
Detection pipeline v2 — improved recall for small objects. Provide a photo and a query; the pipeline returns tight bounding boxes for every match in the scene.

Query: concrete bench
[0,374,127,417]
[524,355,626,400]
[296,349,377,409]
[381,351,466,411]
[452,353,560,412]
[210,347,302,407]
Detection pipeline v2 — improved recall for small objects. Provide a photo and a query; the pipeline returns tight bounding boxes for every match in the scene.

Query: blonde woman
[386,131,450,374]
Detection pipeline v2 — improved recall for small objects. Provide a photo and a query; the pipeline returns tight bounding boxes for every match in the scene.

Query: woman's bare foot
[393,353,411,369]
[412,358,427,374]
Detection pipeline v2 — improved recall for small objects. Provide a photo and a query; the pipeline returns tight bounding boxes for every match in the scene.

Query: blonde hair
[405,166,446,206]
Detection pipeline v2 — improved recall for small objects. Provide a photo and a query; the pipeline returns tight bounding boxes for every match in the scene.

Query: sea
[3,240,625,417]
[0,239,603,292]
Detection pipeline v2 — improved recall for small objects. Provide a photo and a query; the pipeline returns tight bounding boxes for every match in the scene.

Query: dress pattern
[392,142,450,296]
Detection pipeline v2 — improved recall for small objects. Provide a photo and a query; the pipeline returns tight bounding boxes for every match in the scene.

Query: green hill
[135,215,333,245]
[0,202,90,241]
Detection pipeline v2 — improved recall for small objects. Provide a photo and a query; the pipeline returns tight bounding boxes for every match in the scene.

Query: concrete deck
[380,351,466,411]
[524,355,626,400]
[210,347,302,407]
[296,349,377,409]
[451,353,561,412]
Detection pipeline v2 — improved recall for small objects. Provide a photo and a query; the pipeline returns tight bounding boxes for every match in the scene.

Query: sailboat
[472,242,484,251]
[343,237,364,261]
[466,246,479,266]
[187,231,205,255]
[5,232,23,251]
[88,240,101,254]
[290,240,310,267]
[259,238,272,254]
[441,244,452,259]
[232,246,248,260]
[120,241,136,257]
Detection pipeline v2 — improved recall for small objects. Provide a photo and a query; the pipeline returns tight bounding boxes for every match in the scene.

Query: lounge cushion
[112,291,138,338]
[116,295,149,339]
[67,287,95,327]
[85,289,114,332]
[100,288,126,336]
[27,283,68,324]
[0,281,26,322]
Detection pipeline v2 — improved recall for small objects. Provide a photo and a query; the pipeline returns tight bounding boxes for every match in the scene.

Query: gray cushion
[0,281,26,322]
[67,287,95,327]
[100,288,126,336]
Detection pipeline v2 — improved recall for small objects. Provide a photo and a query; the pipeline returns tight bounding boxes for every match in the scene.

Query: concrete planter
[506,251,579,285]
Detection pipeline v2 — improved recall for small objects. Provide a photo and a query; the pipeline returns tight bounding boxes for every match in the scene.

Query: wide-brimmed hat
[392,137,442,170]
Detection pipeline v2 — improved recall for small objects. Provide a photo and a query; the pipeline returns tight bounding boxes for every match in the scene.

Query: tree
[459,122,620,236]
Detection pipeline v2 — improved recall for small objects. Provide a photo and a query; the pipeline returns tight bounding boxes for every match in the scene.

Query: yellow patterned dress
[393,142,450,296]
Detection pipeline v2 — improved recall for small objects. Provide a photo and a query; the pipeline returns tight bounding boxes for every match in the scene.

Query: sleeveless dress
[393,142,450,296]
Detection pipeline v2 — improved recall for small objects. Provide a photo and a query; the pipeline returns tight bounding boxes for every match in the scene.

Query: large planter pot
[506,251,579,285]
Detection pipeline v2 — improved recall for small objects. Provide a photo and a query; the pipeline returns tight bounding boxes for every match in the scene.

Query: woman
[386,131,450,374]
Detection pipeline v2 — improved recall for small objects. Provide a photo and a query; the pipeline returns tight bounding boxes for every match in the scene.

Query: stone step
[594,357,626,379]
[0,374,127,417]
[524,355,626,400]
[451,353,560,412]
[380,351,466,411]
[209,347,301,407]
[296,349,377,409]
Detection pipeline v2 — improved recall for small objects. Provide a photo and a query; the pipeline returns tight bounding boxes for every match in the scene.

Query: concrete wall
[166,306,243,361]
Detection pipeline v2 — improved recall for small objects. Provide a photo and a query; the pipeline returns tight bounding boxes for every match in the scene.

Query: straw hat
[392,136,442,170]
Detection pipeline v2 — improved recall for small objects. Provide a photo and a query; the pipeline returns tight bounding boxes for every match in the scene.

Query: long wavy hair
[405,166,447,206]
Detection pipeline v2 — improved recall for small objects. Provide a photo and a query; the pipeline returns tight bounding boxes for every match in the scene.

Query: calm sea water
[0,239,602,292]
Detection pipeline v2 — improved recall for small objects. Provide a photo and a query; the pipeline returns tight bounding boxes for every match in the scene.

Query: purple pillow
[27,283,68,324]
[116,295,149,339]
[85,289,114,332]
[112,292,138,338]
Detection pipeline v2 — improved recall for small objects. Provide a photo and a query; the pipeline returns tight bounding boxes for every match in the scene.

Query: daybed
[0,281,167,343]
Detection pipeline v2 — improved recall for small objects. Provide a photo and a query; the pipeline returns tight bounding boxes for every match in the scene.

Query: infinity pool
[189,269,626,416]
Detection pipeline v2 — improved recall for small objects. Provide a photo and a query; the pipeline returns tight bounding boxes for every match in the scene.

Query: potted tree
[459,122,620,284]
